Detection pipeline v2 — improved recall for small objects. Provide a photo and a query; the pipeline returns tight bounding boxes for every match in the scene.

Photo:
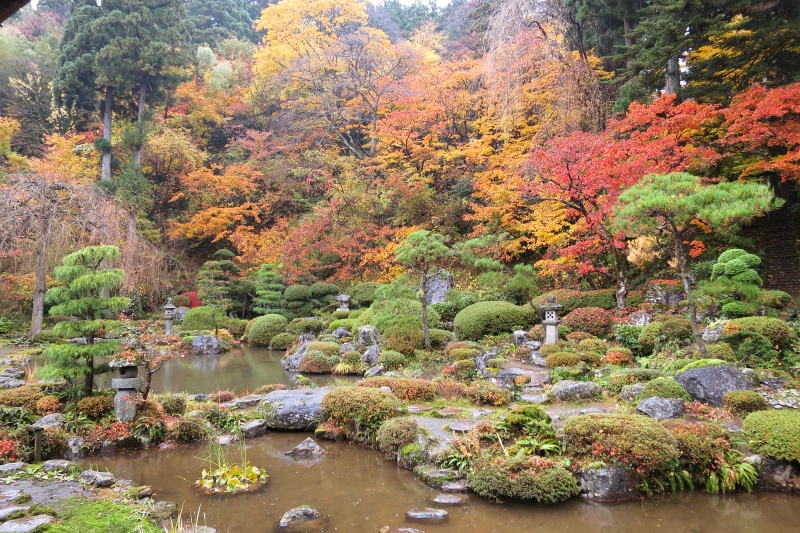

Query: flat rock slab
[0,464,26,475]
[407,508,448,520]
[285,437,328,456]
[80,470,116,487]
[385,528,425,533]
[4,480,90,510]
[431,494,464,505]
[261,388,329,430]
[407,404,433,413]
[241,419,268,438]
[43,460,77,473]
[0,506,29,520]
[234,394,263,408]
[548,380,602,402]
[437,408,461,417]
[448,421,480,433]
[0,515,54,532]
[519,394,547,404]
[0,490,24,504]
[441,480,468,492]
[468,409,493,418]
[579,407,608,415]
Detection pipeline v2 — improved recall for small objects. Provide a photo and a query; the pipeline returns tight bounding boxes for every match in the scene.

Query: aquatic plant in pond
[195,433,268,494]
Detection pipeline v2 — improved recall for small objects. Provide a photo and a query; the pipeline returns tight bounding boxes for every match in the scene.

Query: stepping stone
[0,506,29,520]
[519,394,547,404]
[448,421,479,433]
[0,464,26,475]
[80,470,116,487]
[579,407,608,415]
[234,394,263,408]
[406,508,448,520]
[441,480,468,492]
[467,409,492,418]
[407,404,433,413]
[437,408,461,417]
[43,459,77,473]
[431,494,464,505]
[0,491,24,504]
[0,514,54,532]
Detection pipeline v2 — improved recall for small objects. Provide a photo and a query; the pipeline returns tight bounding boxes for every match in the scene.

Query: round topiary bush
[341,350,362,366]
[578,338,608,355]
[332,310,350,319]
[248,314,288,346]
[604,347,633,365]
[35,396,61,415]
[350,283,385,307]
[449,347,481,361]
[357,378,436,402]
[453,301,534,341]
[376,418,421,455]
[545,352,580,367]
[310,282,338,299]
[576,351,603,367]
[561,307,614,338]
[638,377,690,401]
[378,350,408,371]
[182,306,228,331]
[563,413,679,474]
[428,328,454,348]
[284,284,311,302]
[468,382,510,406]
[689,342,736,363]
[743,410,800,462]
[305,341,339,357]
[255,383,288,395]
[76,396,114,418]
[322,387,400,429]
[566,331,596,343]
[605,368,663,394]
[454,359,476,379]
[725,317,798,351]
[157,394,186,416]
[298,350,340,373]
[722,390,768,415]
[540,342,576,356]
[269,332,296,350]
[288,318,324,334]
[467,455,580,503]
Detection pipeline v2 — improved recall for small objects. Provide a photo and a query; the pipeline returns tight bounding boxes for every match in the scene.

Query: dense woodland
[0,0,799,332]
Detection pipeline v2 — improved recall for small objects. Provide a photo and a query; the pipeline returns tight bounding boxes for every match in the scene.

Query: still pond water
[69,345,800,531]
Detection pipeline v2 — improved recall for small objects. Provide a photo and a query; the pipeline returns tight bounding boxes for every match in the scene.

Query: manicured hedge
[182,306,227,331]
[453,301,534,341]
[248,314,287,346]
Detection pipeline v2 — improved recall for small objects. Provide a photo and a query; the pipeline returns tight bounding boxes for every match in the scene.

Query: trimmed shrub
[561,307,614,338]
[687,342,736,363]
[35,396,61,415]
[428,328,454,348]
[467,455,580,503]
[453,301,535,341]
[743,410,800,462]
[533,290,584,314]
[284,284,311,302]
[328,318,354,331]
[722,331,780,365]
[226,319,248,339]
[269,332,296,350]
[383,325,424,354]
[341,351,362,366]
[433,379,467,400]
[576,351,603,366]
[299,350,339,373]
[449,347,480,361]
[376,418,421,455]
[243,317,257,341]
[541,342,576,356]
[663,420,729,468]
[500,405,552,433]
[182,306,227,331]
[248,314,288,346]
[177,291,202,308]
[378,350,408,371]
[310,282,338,300]
[322,387,400,428]
[725,317,797,350]
[580,290,616,309]
[305,341,340,357]
[563,414,679,473]
[722,390,768,415]
[358,378,435,402]
[639,377,690,401]
[468,382,510,406]
[676,358,728,373]
[332,310,350,319]
[566,331,595,343]
[255,383,288,395]
[76,395,114,418]
[209,391,234,403]
[158,395,186,416]
[350,283,385,307]
[578,338,608,355]
[604,347,633,365]
[288,318,324,334]
[445,341,479,355]
[454,360,476,379]
[638,322,664,354]
[545,352,580,367]
[606,368,663,394]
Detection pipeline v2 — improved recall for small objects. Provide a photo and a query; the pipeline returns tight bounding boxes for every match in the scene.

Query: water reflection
[81,432,800,533]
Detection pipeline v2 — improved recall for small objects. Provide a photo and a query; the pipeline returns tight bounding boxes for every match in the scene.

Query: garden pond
[80,431,800,532]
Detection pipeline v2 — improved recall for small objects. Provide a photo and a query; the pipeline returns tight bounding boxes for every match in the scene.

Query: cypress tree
[39,245,130,398]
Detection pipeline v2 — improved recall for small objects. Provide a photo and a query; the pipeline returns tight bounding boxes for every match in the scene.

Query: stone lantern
[110,359,144,423]
[163,297,177,336]
[334,294,351,311]
[541,296,561,345]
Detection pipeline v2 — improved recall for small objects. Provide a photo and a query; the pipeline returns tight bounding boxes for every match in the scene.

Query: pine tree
[186,0,257,49]
[39,245,130,397]
[196,249,241,332]
[253,264,286,315]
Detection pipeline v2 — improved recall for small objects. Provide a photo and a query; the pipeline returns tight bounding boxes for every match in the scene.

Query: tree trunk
[672,228,709,358]
[624,15,633,69]
[615,253,629,310]
[134,79,147,167]
[665,55,680,95]
[101,86,113,181]
[29,233,50,340]
[84,354,94,398]
[420,271,432,353]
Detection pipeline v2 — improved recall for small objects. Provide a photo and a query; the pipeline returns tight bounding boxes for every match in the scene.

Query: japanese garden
[0,0,799,531]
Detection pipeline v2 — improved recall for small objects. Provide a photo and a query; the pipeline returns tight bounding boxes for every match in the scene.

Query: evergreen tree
[186,0,257,48]
[253,263,286,315]
[196,249,241,331]
[39,245,130,398]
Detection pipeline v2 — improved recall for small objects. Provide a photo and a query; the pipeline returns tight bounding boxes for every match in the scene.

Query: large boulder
[191,335,221,355]
[33,413,64,429]
[282,342,309,372]
[362,345,381,366]
[580,465,637,501]
[358,325,381,346]
[636,397,684,420]
[548,380,602,402]
[620,383,645,402]
[285,437,328,456]
[259,388,328,430]
[674,363,748,406]
[423,269,453,305]
[746,454,800,491]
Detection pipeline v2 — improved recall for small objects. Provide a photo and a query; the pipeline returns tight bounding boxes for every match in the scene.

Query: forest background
[0,0,798,336]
